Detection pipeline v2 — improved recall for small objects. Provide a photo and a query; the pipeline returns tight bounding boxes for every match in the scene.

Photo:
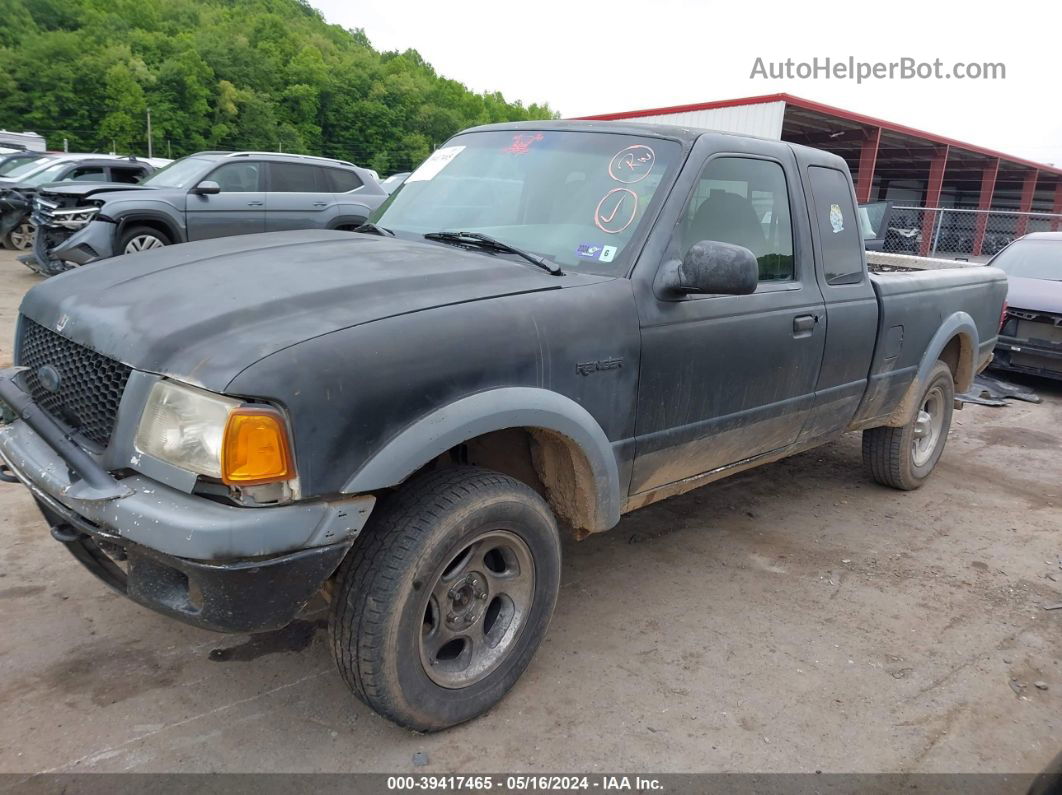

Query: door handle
[247,201,264,207]
[793,314,818,335]
[313,201,328,207]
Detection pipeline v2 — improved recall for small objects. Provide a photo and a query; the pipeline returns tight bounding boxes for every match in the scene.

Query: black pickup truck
[0,121,1007,731]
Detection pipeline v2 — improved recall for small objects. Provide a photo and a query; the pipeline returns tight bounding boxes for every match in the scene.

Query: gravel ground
[0,247,1059,775]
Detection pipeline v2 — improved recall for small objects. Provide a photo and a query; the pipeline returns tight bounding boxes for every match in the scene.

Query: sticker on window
[575,243,619,262]
[829,203,844,234]
[407,146,465,183]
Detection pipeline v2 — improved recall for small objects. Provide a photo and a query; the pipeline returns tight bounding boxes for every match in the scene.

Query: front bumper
[993,335,1062,380]
[0,367,375,632]
[45,218,117,265]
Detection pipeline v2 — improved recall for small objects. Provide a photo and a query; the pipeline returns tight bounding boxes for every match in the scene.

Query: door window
[269,163,320,192]
[671,157,795,282]
[68,166,106,182]
[807,166,864,285]
[208,162,262,192]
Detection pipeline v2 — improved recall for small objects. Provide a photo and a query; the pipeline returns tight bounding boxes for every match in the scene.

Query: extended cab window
[270,163,319,192]
[209,162,261,192]
[327,168,363,192]
[673,157,794,281]
[807,166,864,285]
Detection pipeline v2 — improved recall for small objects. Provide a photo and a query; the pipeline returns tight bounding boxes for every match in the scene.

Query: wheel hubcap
[911,387,945,467]
[124,235,165,254]
[9,222,34,250]
[419,530,535,689]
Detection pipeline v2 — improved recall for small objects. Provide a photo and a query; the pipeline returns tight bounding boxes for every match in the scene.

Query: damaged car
[992,232,1062,380]
[31,151,387,274]
[0,155,153,256]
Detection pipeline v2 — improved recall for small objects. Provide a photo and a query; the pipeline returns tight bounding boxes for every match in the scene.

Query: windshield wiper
[355,221,395,237]
[424,231,562,275]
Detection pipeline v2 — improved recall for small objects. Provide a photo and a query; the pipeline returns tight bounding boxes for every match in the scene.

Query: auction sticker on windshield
[407,146,465,182]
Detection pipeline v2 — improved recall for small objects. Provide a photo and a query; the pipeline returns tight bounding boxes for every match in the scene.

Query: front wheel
[4,220,35,251]
[118,225,170,255]
[329,467,561,731]
[862,361,955,490]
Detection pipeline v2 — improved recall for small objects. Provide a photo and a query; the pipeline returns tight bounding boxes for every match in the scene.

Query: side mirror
[656,240,759,297]
[192,180,221,195]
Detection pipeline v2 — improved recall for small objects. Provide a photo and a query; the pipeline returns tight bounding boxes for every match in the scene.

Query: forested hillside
[0,0,556,173]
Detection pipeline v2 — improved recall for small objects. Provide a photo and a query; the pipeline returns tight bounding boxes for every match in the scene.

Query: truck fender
[887,311,978,426]
[341,387,622,532]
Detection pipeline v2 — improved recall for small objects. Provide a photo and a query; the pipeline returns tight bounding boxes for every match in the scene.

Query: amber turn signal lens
[221,409,293,486]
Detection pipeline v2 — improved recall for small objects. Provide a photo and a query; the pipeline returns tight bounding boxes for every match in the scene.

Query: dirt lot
[0,247,1059,775]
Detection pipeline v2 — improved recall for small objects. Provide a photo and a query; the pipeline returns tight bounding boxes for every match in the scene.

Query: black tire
[862,361,954,490]
[329,466,561,731]
[117,224,171,255]
[3,219,35,251]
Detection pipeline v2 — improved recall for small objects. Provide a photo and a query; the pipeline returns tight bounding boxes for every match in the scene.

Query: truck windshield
[3,156,55,180]
[371,130,683,274]
[991,239,1062,281]
[20,161,73,186]
[141,156,212,189]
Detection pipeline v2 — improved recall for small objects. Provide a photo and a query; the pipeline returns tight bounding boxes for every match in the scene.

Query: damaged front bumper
[0,367,374,633]
[31,204,116,266]
[993,334,1062,381]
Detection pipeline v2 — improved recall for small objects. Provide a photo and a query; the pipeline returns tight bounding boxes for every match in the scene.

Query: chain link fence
[877,206,1062,260]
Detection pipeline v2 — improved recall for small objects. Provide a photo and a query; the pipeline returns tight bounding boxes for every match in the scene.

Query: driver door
[630,144,827,494]
[186,161,266,240]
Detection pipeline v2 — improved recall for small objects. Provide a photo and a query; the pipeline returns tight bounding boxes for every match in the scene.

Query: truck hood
[20,230,599,391]
[1005,275,1062,315]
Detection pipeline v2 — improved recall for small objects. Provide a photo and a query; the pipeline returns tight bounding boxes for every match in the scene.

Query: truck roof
[462,119,849,168]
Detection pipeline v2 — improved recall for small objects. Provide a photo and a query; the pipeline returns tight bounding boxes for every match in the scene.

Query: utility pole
[146,107,153,159]
[63,138,68,153]
[167,139,172,159]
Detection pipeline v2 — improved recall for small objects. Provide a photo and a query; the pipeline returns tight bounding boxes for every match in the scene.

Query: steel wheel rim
[9,222,34,250]
[419,529,535,689]
[124,235,165,254]
[911,386,945,467]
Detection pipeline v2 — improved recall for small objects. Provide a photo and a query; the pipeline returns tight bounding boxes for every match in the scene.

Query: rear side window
[807,166,864,285]
[209,162,262,192]
[111,166,147,184]
[269,163,319,192]
[326,167,363,192]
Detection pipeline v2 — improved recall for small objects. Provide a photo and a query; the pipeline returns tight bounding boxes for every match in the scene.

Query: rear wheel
[862,361,954,490]
[329,466,561,731]
[118,225,170,255]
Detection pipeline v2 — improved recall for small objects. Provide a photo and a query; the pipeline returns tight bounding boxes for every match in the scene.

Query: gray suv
[32,151,387,273]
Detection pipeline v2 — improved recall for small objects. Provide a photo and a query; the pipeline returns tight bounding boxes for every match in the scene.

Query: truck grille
[17,318,131,448]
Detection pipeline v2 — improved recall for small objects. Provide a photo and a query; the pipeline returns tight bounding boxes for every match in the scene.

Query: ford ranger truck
[0,121,1008,731]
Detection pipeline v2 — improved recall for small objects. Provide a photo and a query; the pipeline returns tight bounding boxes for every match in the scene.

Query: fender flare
[917,311,978,390]
[888,311,978,426]
[341,387,622,531]
[115,210,185,245]
[327,211,371,230]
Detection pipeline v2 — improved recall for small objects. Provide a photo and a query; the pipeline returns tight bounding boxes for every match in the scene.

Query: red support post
[971,158,999,257]
[1052,182,1062,232]
[1014,170,1039,238]
[855,126,881,204]
[919,145,949,256]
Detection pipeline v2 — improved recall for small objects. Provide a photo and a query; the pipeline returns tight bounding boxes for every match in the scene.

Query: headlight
[134,380,295,485]
[47,206,100,229]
